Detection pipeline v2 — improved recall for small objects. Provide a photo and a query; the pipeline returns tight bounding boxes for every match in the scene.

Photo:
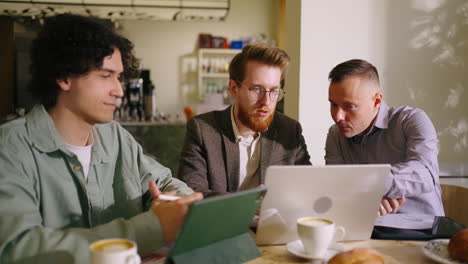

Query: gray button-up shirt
[325,101,444,216]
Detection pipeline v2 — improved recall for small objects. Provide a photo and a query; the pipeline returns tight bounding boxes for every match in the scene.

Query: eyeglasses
[237,82,285,102]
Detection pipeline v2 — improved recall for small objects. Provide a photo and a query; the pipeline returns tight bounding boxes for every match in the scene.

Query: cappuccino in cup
[297,217,346,258]
[90,238,141,264]
[92,239,133,252]
[298,218,332,227]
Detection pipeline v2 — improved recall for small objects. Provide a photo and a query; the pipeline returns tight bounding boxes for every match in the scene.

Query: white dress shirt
[231,107,261,190]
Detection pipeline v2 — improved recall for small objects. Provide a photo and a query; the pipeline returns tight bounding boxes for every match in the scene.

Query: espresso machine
[125,78,144,121]
[141,69,157,121]
[115,69,156,122]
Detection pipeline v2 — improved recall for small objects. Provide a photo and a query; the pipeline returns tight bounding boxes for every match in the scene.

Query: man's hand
[378,197,406,216]
[149,181,203,243]
[149,180,177,199]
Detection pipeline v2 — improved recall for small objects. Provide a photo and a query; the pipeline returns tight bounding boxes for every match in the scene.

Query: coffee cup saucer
[286,240,344,260]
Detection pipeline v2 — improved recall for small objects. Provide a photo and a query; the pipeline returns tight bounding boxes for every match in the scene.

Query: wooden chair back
[440,183,468,227]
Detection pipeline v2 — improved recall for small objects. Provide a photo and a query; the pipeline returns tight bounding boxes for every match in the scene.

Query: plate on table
[286,240,344,260]
[421,239,464,264]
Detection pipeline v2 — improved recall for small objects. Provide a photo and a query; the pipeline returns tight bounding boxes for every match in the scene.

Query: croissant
[328,248,384,264]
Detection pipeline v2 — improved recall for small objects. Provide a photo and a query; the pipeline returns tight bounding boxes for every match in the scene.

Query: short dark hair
[229,43,290,84]
[30,14,137,109]
[328,59,380,85]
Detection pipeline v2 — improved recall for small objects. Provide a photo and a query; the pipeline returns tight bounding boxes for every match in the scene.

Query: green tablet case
[166,187,267,264]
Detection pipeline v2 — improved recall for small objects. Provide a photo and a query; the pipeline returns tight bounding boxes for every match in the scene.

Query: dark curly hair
[30,13,137,109]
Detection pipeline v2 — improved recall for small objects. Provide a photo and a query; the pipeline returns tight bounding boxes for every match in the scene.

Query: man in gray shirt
[325,59,444,216]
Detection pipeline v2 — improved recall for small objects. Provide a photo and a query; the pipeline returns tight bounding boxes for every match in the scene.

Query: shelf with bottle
[197,48,240,100]
[200,72,229,78]
[199,48,241,55]
[201,78,231,105]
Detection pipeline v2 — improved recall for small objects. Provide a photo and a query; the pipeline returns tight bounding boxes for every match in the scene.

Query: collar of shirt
[230,105,261,144]
[26,104,110,164]
[374,101,390,129]
[350,101,391,143]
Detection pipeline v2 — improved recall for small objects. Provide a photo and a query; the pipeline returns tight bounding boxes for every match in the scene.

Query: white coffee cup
[296,217,346,258]
[90,238,141,264]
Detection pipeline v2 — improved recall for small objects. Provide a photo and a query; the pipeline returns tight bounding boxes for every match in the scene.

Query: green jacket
[0,105,193,264]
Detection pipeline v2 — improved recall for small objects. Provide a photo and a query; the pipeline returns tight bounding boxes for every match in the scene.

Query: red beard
[238,105,275,132]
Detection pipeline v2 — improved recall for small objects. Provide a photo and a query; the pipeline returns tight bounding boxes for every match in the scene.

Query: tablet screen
[169,186,267,256]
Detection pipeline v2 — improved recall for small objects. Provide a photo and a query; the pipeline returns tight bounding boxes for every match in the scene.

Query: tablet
[167,186,267,263]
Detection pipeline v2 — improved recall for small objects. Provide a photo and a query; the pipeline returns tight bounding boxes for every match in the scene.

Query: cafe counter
[122,123,186,177]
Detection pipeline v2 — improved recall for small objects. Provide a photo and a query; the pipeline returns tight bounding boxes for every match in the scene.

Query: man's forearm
[385,160,438,198]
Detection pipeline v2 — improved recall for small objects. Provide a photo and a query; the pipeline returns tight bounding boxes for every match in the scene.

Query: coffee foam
[298,218,332,227]
[92,240,133,253]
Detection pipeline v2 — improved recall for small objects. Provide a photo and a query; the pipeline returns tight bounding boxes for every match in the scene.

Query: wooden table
[246,240,428,264]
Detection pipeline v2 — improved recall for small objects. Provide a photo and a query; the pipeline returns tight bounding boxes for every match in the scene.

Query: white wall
[286,0,387,165]
[286,0,468,169]
[118,0,279,116]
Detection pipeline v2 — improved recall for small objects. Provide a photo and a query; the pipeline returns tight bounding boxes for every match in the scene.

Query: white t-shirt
[65,141,93,180]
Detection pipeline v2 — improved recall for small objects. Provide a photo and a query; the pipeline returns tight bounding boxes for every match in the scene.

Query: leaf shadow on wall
[385,0,468,163]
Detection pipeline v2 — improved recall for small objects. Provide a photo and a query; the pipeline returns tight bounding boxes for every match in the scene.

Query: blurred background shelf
[122,124,186,178]
[200,72,229,78]
[197,48,240,100]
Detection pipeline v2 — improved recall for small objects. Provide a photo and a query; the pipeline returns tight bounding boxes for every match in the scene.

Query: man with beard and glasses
[325,59,444,217]
[178,43,311,197]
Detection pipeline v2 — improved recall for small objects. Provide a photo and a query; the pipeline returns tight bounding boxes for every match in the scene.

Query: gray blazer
[178,106,311,196]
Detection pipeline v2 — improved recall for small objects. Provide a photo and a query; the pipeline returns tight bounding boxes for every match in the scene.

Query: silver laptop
[255,165,391,245]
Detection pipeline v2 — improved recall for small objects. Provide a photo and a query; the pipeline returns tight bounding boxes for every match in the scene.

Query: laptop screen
[255,165,390,245]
